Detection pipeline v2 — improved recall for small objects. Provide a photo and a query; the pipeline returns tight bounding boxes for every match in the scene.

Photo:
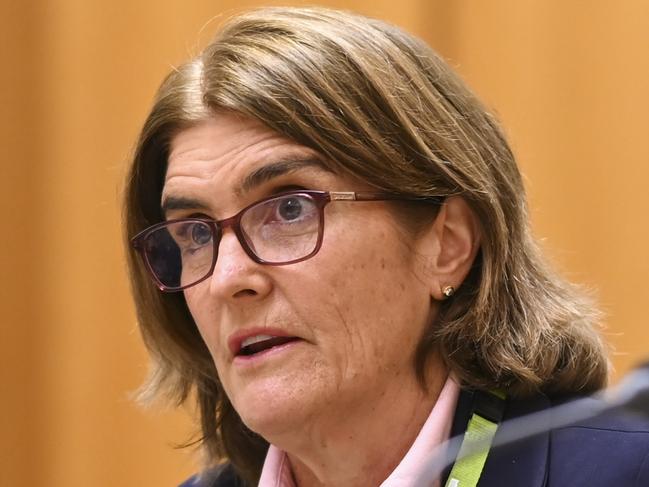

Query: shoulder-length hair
[124,7,607,485]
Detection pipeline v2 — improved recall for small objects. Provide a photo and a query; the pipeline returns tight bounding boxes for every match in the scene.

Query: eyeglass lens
[142,193,321,289]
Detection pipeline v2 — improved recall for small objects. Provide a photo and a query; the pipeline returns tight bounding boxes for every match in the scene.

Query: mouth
[237,334,300,357]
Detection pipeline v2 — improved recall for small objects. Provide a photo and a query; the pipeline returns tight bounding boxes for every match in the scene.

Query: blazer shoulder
[553,394,649,433]
[549,407,649,486]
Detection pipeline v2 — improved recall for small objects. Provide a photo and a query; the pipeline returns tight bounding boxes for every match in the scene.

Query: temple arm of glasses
[329,191,444,204]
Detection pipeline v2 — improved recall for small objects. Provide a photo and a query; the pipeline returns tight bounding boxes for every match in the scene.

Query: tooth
[241,334,274,348]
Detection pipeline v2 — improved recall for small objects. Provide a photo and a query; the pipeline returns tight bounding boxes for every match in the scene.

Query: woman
[124,7,649,487]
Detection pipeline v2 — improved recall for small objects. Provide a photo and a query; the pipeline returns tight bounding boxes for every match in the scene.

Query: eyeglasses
[131,190,442,292]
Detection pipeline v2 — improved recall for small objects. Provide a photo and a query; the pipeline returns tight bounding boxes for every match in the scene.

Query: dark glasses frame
[131,190,443,292]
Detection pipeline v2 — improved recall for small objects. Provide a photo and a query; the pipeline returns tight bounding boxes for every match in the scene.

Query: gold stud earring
[442,286,455,298]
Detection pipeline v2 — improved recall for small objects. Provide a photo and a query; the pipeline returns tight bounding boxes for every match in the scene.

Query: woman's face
[162,113,440,440]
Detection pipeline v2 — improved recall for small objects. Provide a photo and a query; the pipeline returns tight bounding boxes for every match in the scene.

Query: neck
[278,360,448,487]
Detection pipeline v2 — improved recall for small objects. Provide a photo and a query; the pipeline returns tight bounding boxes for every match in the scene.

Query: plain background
[1,1,648,485]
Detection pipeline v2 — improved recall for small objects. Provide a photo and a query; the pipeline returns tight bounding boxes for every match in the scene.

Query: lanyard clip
[472,390,506,423]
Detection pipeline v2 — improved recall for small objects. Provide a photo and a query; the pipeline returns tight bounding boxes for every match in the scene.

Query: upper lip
[227,327,301,357]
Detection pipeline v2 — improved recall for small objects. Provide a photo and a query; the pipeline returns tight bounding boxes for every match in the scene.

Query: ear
[417,196,482,300]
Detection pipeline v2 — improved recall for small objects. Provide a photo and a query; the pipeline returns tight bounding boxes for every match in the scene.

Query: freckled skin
[164,113,445,486]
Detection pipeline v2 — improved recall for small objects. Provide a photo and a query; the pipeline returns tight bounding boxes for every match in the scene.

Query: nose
[207,229,273,302]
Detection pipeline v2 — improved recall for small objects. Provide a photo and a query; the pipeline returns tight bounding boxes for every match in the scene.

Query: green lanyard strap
[444,390,506,487]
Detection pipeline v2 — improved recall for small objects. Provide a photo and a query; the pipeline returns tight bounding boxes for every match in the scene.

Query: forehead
[169,113,280,162]
[162,113,335,208]
[167,113,315,181]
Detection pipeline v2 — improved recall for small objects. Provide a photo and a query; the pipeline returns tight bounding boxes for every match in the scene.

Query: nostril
[233,289,257,298]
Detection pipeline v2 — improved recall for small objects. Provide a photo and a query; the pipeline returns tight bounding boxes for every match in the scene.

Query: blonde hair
[124,7,607,484]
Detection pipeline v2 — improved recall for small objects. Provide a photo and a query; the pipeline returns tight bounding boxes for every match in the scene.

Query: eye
[277,196,305,221]
[241,193,318,234]
[190,222,212,245]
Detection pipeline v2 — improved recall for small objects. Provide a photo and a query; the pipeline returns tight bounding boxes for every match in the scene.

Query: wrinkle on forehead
[161,115,333,213]
[166,121,280,180]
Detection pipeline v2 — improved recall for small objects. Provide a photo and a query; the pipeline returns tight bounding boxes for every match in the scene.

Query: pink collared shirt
[258,376,460,487]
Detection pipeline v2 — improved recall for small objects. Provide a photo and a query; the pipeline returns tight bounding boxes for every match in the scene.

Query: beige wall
[1,1,647,485]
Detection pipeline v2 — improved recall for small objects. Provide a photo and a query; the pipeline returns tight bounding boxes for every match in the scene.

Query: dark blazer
[447,390,649,486]
[180,390,649,486]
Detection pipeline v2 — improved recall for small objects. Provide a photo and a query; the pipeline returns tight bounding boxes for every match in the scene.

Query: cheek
[303,231,429,374]
[183,288,220,355]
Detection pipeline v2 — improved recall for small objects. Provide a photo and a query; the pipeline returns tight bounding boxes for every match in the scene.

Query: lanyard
[444,390,506,487]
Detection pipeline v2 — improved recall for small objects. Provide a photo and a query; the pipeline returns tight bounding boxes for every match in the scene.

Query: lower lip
[232,338,304,367]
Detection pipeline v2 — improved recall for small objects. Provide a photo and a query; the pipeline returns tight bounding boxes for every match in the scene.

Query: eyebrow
[234,156,328,196]
[161,196,210,215]
[160,156,328,216]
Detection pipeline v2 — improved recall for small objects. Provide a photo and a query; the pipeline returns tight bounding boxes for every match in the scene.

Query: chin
[228,375,318,441]
[237,398,315,444]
